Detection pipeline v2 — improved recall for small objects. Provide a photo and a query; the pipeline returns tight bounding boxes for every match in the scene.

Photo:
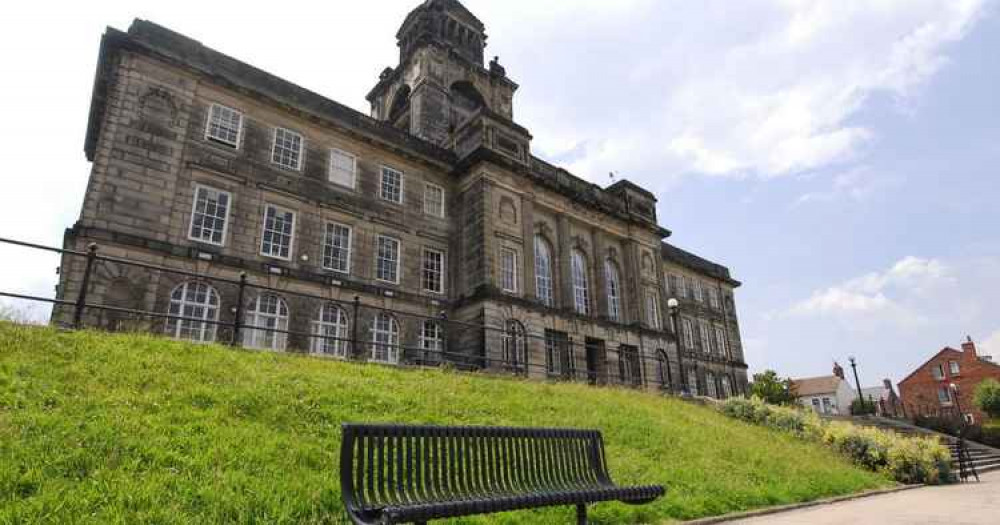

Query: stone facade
[899,338,1000,424]
[55,0,748,396]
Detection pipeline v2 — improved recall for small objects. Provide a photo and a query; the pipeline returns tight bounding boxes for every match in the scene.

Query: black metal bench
[340,424,665,524]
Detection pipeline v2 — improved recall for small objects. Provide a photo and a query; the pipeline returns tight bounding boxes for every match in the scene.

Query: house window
[619,345,640,387]
[645,290,661,329]
[685,276,694,300]
[310,303,349,358]
[687,370,699,395]
[811,398,821,413]
[706,372,718,398]
[932,364,945,380]
[682,319,695,349]
[166,282,220,342]
[693,280,703,303]
[260,204,295,260]
[668,274,679,296]
[721,375,732,398]
[204,103,242,148]
[502,320,527,374]
[328,148,356,188]
[422,248,445,294]
[271,127,303,170]
[822,397,832,414]
[419,321,443,364]
[375,235,401,284]
[379,166,403,203]
[949,361,960,375]
[243,294,289,351]
[370,313,400,364]
[605,260,622,322]
[708,287,719,309]
[715,326,728,357]
[571,250,590,315]
[188,185,231,245]
[500,248,518,293]
[534,236,554,307]
[699,321,712,353]
[545,329,573,379]
[423,183,445,218]
[322,222,352,273]
[938,386,952,405]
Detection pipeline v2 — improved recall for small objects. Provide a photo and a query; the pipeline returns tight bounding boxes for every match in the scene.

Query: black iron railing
[0,235,747,396]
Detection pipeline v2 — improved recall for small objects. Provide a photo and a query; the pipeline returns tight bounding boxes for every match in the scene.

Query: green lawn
[0,323,892,523]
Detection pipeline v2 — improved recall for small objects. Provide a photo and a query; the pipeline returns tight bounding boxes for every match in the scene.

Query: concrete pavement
[727,471,1000,524]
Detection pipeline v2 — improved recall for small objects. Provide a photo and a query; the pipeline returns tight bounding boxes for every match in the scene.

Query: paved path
[729,471,1000,524]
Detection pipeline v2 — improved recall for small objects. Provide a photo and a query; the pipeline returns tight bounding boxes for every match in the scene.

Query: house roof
[661,242,740,286]
[791,375,845,397]
[861,386,890,401]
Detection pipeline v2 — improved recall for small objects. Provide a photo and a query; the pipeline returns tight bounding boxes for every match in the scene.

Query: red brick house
[898,337,1000,424]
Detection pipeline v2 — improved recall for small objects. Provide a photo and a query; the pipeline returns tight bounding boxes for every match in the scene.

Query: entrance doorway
[585,338,606,385]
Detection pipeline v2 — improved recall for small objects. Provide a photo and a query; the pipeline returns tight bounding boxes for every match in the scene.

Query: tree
[750,370,796,406]
[974,379,1000,420]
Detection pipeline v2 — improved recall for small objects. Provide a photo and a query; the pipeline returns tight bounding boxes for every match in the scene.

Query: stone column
[591,228,608,319]
[557,215,573,310]
[521,196,536,300]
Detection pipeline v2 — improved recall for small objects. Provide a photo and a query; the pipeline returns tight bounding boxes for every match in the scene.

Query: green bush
[719,397,951,485]
[974,379,1000,419]
[850,398,876,415]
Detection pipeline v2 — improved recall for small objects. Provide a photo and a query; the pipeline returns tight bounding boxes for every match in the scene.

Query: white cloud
[785,256,954,328]
[507,0,988,183]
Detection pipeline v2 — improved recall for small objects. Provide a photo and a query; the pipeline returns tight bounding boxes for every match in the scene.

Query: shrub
[718,397,951,485]
[850,398,876,415]
[974,379,1000,419]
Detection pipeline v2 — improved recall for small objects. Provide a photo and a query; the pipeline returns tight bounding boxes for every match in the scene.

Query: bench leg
[576,503,587,525]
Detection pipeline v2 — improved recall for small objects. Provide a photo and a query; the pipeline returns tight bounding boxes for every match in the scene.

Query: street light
[848,356,865,414]
[667,297,685,395]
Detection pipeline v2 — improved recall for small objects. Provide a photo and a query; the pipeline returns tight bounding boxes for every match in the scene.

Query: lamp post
[848,356,865,414]
[667,297,685,395]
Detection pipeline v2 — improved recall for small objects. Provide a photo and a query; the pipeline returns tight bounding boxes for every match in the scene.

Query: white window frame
[605,259,622,322]
[204,103,243,148]
[502,320,527,373]
[699,320,712,353]
[375,234,402,284]
[271,127,304,171]
[715,326,729,357]
[932,364,945,380]
[423,182,446,218]
[259,204,296,260]
[419,320,444,362]
[379,166,404,204]
[949,360,960,375]
[706,372,718,398]
[370,313,400,364]
[646,290,661,329]
[693,280,703,303]
[328,148,357,189]
[571,250,590,315]
[322,222,352,274]
[422,247,445,294]
[682,318,695,349]
[187,184,232,246]
[166,281,220,343]
[500,247,518,293]
[534,236,554,307]
[243,294,289,351]
[310,303,349,358]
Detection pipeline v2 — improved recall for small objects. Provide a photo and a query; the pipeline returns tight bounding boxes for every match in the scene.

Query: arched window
[706,372,718,399]
[243,294,288,350]
[605,259,622,322]
[571,250,590,315]
[310,303,349,358]
[619,346,640,387]
[370,313,400,364]
[166,281,220,342]
[534,236,554,307]
[656,350,671,391]
[420,320,443,364]
[501,320,527,374]
[646,290,661,329]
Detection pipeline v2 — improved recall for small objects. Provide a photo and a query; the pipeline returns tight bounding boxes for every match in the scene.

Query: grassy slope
[0,324,891,524]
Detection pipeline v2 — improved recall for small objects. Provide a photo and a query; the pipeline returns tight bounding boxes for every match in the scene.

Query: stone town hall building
[55,0,749,396]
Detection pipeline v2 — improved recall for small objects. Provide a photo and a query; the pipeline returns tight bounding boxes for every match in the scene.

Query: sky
[1,0,998,389]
